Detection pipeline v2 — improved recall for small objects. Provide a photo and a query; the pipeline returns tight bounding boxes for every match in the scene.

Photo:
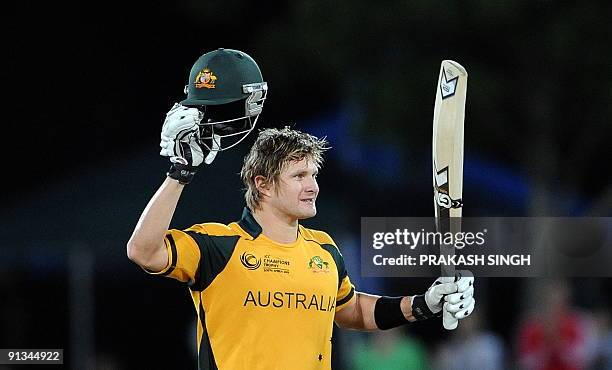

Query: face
[265,158,320,221]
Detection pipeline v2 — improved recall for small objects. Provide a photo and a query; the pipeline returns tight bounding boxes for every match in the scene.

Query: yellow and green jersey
[146,207,356,370]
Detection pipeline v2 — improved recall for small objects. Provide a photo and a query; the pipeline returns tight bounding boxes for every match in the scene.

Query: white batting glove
[160,103,222,184]
[444,270,475,320]
[160,103,205,166]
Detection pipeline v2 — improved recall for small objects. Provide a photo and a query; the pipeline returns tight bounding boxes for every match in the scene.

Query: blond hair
[240,127,329,210]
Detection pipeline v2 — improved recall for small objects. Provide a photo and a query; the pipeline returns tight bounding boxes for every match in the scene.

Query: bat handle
[439,275,459,330]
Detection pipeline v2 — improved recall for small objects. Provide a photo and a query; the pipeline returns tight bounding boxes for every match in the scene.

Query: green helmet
[182,48,266,106]
[180,48,268,152]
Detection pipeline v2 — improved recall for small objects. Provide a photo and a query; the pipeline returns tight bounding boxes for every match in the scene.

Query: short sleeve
[336,274,356,312]
[144,229,201,284]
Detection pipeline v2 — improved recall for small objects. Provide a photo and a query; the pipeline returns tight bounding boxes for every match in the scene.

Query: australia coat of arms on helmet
[195,68,217,89]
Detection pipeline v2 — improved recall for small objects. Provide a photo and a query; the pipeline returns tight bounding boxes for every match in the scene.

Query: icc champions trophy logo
[241,252,261,270]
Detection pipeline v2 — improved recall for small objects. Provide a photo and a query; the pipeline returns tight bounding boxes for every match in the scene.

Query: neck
[252,207,299,244]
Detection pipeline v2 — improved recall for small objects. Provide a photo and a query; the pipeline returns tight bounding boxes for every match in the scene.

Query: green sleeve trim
[141,235,177,276]
[337,286,355,306]
[160,234,178,276]
[185,231,240,291]
[320,244,347,289]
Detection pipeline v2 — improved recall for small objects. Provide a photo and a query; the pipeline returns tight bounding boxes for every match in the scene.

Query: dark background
[2,1,611,369]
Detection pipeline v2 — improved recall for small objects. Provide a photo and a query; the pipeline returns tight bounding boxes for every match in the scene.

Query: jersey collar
[237,207,263,239]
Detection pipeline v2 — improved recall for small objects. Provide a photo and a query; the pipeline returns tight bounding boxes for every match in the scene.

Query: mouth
[300,199,316,205]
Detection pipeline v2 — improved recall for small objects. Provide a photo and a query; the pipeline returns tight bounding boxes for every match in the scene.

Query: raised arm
[127,104,211,271]
[127,178,185,271]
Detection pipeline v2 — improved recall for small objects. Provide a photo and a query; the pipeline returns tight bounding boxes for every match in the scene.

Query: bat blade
[433,60,466,219]
[432,60,467,330]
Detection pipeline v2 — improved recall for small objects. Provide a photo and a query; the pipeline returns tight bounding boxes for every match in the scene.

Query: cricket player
[127,48,475,370]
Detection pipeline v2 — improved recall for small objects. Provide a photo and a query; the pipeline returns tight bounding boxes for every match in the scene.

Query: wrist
[374,296,410,330]
[411,294,441,321]
[400,296,417,322]
[165,175,187,185]
[167,162,198,184]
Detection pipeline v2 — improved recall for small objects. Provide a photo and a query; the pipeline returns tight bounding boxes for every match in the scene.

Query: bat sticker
[439,68,459,99]
[434,163,463,209]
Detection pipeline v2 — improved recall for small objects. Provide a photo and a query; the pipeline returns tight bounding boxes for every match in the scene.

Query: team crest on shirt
[194,68,217,89]
[308,256,330,273]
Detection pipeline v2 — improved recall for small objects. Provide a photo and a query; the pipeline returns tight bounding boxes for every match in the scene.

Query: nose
[305,177,319,194]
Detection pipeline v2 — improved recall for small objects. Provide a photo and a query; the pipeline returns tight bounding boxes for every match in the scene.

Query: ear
[254,175,272,197]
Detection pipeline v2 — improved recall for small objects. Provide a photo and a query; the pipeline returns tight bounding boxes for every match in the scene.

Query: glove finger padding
[160,140,173,156]
[444,286,474,305]
[445,298,475,319]
[425,281,458,313]
[162,115,199,138]
[455,270,474,293]
[445,294,474,313]
[161,105,202,140]
[432,282,459,297]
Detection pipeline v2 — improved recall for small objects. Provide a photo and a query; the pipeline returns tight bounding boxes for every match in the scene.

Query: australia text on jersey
[243,290,336,311]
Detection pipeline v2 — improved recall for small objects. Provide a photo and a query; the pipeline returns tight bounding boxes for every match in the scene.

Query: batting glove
[411,277,458,321]
[160,103,218,184]
[443,270,475,320]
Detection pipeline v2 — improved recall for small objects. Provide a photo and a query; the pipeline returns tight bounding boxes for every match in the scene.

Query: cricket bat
[432,60,467,330]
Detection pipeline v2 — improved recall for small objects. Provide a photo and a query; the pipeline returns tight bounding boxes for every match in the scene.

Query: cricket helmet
[182,48,268,151]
